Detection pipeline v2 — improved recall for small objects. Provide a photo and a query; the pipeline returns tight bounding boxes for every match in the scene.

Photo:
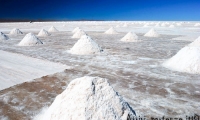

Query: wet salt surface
[0,22,200,118]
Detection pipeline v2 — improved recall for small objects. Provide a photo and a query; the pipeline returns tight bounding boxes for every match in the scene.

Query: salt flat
[0,50,68,90]
[0,21,200,119]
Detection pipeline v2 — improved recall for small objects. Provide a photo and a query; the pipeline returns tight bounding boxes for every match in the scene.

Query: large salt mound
[0,32,9,40]
[69,35,103,55]
[48,26,59,32]
[42,76,136,120]
[18,33,43,46]
[9,28,23,35]
[72,29,87,38]
[121,32,139,42]
[163,37,200,74]
[38,29,51,37]
[72,27,80,33]
[105,27,118,34]
[144,28,160,37]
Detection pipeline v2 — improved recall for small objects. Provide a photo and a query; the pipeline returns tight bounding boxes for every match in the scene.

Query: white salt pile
[194,23,200,27]
[169,25,175,28]
[18,33,43,46]
[144,28,160,37]
[121,32,139,42]
[116,25,120,28]
[69,35,103,55]
[48,26,59,32]
[72,27,80,33]
[123,23,128,27]
[72,29,87,38]
[0,32,9,40]
[105,27,118,34]
[38,29,51,37]
[163,36,200,74]
[9,28,23,35]
[41,76,136,120]
[161,23,167,27]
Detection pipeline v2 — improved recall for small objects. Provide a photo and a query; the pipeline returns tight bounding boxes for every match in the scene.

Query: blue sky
[0,0,199,21]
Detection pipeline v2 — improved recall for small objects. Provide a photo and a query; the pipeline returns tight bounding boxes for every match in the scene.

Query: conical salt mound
[72,29,87,38]
[42,76,136,120]
[18,33,43,46]
[105,27,118,34]
[194,23,200,27]
[48,26,59,32]
[72,27,80,33]
[69,35,103,55]
[169,25,175,28]
[163,37,200,74]
[144,28,160,37]
[121,32,139,42]
[38,29,51,37]
[9,28,23,35]
[123,23,128,27]
[0,32,9,40]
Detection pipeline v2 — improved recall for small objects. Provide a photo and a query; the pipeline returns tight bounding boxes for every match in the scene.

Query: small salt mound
[194,23,200,27]
[48,26,59,32]
[69,35,102,55]
[176,23,182,26]
[42,76,136,120]
[155,23,160,27]
[38,29,51,37]
[161,23,167,27]
[9,28,23,35]
[116,25,120,28]
[121,32,139,42]
[0,32,9,40]
[163,37,200,74]
[105,27,118,34]
[72,29,87,38]
[169,25,175,28]
[72,27,80,33]
[144,28,160,37]
[18,33,43,46]
[123,23,128,27]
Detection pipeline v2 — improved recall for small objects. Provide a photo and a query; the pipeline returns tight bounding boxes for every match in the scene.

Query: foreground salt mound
[105,27,118,34]
[163,37,200,74]
[38,29,51,37]
[121,32,139,42]
[144,28,160,37]
[9,28,23,35]
[72,29,87,38]
[18,33,43,46]
[42,76,136,120]
[0,32,9,40]
[48,26,59,32]
[69,35,103,55]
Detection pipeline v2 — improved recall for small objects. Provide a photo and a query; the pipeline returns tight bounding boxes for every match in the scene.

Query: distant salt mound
[176,23,182,26]
[155,23,160,27]
[72,27,80,33]
[0,32,9,40]
[161,23,167,27]
[38,29,51,37]
[18,33,43,46]
[9,28,23,35]
[144,28,160,37]
[163,37,200,74]
[169,25,175,28]
[72,29,87,38]
[116,25,120,28]
[42,76,136,120]
[69,35,102,55]
[123,23,128,27]
[48,26,59,32]
[105,27,118,34]
[194,23,200,27]
[121,32,139,42]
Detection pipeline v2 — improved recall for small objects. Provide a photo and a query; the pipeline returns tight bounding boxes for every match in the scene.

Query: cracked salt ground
[0,21,200,119]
